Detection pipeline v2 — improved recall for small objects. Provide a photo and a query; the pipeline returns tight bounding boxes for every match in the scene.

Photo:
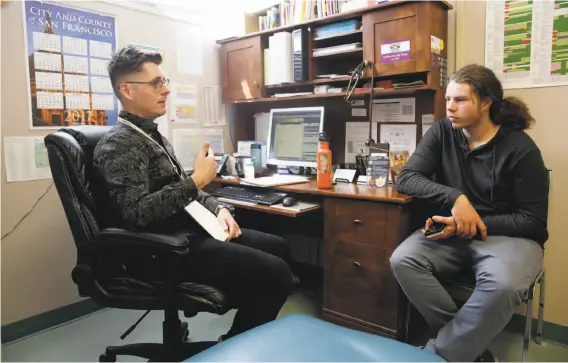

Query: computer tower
[292,28,309,82]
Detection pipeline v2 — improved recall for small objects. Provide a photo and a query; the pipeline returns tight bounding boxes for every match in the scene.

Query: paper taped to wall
[171,83,197,123]
[379,124,417,175]
[372,97,416,123]
[379,124,417,154]
[202,86,226,127]
[345,122,378,163]
[4,136,51,182]
[421,114,435,136]
[485,0,568,89]
[172,128,224,170]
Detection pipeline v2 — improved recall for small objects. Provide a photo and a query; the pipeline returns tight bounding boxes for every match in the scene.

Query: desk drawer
[324,198,387,246]
[324,240,397,329]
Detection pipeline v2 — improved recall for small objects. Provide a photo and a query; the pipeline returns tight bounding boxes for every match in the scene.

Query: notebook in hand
[184,201,229,242]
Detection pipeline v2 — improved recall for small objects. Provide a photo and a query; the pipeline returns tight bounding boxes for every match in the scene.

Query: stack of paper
[240,174,309,187]
[313,43,362,56]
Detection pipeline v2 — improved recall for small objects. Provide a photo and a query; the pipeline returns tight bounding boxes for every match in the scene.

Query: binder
[292,28,309,82]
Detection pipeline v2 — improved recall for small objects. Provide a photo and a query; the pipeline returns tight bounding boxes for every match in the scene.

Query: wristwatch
[215,203,235,217]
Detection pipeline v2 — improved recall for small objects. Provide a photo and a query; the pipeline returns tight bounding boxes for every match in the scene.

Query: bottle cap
[319,132,329,142]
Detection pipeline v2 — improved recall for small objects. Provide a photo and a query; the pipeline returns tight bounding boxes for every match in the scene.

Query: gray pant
[390,231,543,362]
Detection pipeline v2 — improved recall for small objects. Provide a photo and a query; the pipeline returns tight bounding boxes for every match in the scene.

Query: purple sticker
[381,40,410,63]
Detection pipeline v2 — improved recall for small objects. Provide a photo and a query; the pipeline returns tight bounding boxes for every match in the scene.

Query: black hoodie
[396,119,549,245]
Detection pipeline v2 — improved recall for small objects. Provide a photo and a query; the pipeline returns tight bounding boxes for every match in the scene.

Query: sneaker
[475,350,498,362]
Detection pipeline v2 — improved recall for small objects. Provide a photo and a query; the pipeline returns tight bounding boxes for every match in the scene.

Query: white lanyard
[118,118,185,179]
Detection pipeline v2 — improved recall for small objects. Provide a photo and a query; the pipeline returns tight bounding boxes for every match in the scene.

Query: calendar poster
[23,1,118,129]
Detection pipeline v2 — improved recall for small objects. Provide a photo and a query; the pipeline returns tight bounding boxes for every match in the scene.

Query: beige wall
[1,1,226,325]
[456,1,568,326]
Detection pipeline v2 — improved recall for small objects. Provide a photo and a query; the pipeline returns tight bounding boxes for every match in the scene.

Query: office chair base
[100,319,215,362]
[100,341,215,362]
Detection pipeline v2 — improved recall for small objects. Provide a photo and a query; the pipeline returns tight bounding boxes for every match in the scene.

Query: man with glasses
[93,45,295,341]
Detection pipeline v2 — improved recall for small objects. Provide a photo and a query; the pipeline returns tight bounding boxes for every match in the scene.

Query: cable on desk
[1,182,54,240]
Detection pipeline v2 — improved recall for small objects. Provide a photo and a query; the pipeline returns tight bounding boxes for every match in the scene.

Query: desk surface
[213,178,411,204]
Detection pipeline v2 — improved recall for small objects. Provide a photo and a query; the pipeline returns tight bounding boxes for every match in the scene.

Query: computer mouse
[282,197,298,207]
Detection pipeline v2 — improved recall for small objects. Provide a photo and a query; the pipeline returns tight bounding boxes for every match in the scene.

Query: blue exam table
[185,314,444,362]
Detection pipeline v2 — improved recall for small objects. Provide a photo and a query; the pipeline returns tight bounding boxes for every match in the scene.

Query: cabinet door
[220,36,263,103]
[362,3,428,77]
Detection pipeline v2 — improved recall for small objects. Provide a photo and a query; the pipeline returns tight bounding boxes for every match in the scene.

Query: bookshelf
[219,0,452,162]
[244,0,347,34]
[218,0,451,153]
[220,1,451,100]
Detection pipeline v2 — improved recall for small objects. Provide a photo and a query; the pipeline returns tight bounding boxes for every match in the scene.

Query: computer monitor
[266,106,325,168]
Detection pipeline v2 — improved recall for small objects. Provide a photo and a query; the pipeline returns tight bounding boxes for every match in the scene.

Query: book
[184,201,229,242]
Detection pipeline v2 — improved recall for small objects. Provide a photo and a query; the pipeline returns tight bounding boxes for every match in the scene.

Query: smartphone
[424,221,446,238]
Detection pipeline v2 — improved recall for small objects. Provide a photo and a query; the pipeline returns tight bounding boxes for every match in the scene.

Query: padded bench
[185,314,444,362]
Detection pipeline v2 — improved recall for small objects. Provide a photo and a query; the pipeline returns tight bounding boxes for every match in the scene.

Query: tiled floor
[2,290,567,362]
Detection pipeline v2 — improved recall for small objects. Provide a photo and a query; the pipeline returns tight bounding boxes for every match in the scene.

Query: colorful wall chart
[23,1,118,128]
[485,0,568,89]
[552,0,568,76]
[502,0,533,74]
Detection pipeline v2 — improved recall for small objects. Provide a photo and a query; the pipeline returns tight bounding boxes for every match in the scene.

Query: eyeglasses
[124,77,170,89]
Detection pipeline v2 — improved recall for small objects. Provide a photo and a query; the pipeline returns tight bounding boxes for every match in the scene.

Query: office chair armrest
[95,228,189,251]
[80,228,189,303]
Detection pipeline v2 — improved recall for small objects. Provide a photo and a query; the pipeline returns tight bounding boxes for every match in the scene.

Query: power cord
[345,60,376,148]
[228,103,237,151]
[344,62,366,102]
[365,60,376,147]
[1,182,54,240]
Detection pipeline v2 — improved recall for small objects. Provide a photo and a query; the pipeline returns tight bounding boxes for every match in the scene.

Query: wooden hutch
[215,0,453,340]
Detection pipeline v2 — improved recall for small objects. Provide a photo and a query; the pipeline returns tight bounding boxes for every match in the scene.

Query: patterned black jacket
[93,112,226,236]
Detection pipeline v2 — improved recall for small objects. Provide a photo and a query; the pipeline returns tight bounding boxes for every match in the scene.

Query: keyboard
[213,186,288,205]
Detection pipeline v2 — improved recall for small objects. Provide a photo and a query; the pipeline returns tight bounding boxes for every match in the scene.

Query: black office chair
[44,126,230,362]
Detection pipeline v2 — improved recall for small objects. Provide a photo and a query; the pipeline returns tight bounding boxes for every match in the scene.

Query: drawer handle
[354,219,362,225]
[353,261,361,267]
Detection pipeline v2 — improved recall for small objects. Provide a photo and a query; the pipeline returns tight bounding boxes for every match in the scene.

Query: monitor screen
[267,107,324,168]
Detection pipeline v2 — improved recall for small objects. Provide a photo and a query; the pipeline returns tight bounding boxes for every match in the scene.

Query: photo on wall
[22,0,118,129]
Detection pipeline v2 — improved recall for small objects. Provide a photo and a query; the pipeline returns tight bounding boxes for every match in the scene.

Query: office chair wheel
[99,352,116,362]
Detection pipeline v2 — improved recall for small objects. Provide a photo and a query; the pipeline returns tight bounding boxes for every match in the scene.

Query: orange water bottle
[317,132,332,189]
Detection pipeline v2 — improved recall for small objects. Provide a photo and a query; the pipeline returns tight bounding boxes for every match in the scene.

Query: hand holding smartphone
[422,216,456,240]
[424,220,447,238]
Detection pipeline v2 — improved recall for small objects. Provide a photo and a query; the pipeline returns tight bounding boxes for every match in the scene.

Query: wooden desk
[208,178,413,340]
